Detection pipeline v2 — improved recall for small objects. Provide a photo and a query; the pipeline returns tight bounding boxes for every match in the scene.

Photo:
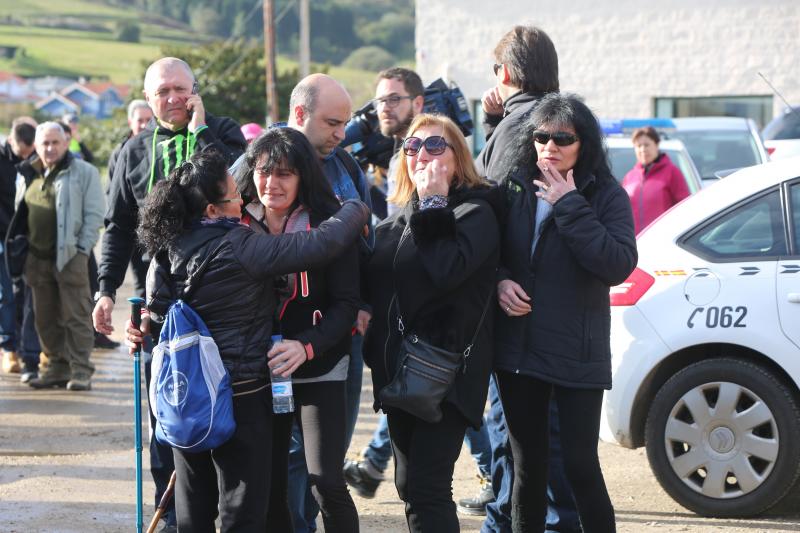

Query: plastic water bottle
[270,335,295,414]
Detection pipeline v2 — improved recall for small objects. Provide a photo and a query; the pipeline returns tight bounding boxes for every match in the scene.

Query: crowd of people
[0,22,693,533]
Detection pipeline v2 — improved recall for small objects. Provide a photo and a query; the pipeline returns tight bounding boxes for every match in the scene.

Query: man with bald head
[283,73,374,533]
[93,56,245,533]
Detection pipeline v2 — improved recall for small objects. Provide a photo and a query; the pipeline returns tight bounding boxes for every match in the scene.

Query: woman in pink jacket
[622,126,690,234]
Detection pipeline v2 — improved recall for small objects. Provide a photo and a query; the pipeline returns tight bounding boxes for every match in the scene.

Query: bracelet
[419,195,448,210]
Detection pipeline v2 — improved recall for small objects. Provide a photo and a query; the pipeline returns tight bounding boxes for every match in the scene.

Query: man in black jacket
[91,56,245,533]
[0,121,35,376]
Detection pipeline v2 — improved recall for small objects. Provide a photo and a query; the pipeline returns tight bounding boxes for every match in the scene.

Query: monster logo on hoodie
[147,125,206,192]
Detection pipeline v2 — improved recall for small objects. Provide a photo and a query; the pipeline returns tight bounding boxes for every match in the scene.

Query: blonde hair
[388,114,486,207]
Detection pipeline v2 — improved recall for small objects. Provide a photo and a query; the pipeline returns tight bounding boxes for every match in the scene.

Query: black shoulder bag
[378,226,492,424]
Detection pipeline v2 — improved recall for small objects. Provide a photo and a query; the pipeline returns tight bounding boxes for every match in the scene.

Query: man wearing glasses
[374,67,425,216]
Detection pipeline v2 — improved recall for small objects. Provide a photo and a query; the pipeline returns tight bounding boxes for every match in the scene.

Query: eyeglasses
[373,94,415,109]
[532,130,579,147]
[492,63,502,75]
[402,136,453,156]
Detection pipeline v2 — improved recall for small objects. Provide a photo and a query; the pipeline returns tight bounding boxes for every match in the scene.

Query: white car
[605,136,703,193]
[601,157,800,517]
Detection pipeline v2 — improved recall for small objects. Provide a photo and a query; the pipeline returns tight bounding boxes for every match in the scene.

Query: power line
[196,0,264,77]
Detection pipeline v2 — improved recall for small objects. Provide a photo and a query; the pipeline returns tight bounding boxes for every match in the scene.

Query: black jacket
[494,171,637,389]
[0,143,21,237]
[106,131,131,195]
[363,187,500,428]
[475,91,545,182]
[146,201,369,382]
[99,114,246,297]
[245,207,360,380]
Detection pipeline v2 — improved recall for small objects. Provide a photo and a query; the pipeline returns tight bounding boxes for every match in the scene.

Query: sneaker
[2,350,21,373]
[457,476,495,516]
[66,377,92,391]
[28,374,69,389]
[20,370,38,383]
[94,332,121,350]
[343,459,382,499]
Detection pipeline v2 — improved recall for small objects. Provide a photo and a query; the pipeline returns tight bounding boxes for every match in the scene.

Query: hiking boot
[28,373,69,389]
[343,459,382,499]
[20,370,38,383]
[457,476,495,516]
[67,377,92,391]
[2,350,21,373]
[94,332,120,350]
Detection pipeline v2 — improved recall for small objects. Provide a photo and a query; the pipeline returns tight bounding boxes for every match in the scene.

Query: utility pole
[299,0,310,77]
[263,0,279,124]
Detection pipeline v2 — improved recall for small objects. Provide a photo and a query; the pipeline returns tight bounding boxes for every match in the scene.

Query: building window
[655,96,773,128]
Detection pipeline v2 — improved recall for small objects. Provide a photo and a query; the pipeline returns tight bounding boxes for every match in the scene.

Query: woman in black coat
[235,128,360,532]
[494,93,637,532]
[129,150,368,533]
[363,114,500,532]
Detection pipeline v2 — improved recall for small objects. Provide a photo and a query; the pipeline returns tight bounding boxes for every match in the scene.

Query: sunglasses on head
[532,130,579,146]
[402,136,453,156]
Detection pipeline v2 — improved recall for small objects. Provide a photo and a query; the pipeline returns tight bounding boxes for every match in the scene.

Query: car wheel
[645,357,800,517]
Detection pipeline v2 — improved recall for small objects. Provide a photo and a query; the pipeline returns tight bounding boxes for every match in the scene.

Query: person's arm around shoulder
[236,200,370,280]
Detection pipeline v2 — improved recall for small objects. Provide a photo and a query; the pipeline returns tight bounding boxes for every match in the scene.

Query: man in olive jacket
[8,122,104,391]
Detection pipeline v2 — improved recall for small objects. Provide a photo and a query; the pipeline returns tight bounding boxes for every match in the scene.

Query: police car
[601,157,800,517]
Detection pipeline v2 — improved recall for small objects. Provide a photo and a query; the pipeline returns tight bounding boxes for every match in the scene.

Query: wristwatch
[93,291,115,304]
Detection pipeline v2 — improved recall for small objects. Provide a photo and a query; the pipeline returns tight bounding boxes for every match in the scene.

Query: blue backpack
[148,244,235,452]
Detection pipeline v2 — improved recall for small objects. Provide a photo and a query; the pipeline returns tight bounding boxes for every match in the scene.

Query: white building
[415,0,800,134]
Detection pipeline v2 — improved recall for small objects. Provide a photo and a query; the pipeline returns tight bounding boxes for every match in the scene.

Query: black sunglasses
[492,63,502,75]
[402,136,453,156]
[532,130,579,146]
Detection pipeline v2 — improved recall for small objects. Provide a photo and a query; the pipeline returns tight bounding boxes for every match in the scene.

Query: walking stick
[146,470,177,533]
[129,297,145,533]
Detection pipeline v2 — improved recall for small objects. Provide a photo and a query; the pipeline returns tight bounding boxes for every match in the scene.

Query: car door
[777,179,800,349]
[679,188,787,348]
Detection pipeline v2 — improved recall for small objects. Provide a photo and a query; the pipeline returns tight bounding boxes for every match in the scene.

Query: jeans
[344,335,364,449]
[14,278,41,371]
[0,249,16,351]
[363,414,392,472]
[288,421,319,533]
[465,419,492,480]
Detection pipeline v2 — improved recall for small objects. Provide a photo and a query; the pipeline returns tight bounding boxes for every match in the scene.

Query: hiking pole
[129,296,145,533]
[146,470,176,533]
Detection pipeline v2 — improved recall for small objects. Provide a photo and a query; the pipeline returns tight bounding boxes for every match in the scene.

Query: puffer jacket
[146,200,369,382]
[494,170,637,389]
[622,152,690,234]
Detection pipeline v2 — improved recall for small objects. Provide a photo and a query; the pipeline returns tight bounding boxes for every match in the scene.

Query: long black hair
[235,127,340,219]
[507,92,613,184]
[137,150,229,255]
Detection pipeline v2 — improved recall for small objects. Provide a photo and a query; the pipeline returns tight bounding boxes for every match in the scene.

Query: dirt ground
[1,276,799,532]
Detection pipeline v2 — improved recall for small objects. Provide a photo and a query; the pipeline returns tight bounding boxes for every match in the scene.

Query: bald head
[288,74,352,158]
[143,57,196,131]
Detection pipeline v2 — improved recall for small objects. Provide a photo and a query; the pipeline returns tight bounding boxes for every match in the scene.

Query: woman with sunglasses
[234,127,360,532]
[129,150,369,532]
[494,92,637,532]
[363,113,500,532]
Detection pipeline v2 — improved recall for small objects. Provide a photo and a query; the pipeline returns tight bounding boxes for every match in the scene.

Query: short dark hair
[10,122,35,147]
[632,126,660,145]
[509,92,613,184]
[377,67,424,98]
[494,25,559,95]
[235,127,340,219]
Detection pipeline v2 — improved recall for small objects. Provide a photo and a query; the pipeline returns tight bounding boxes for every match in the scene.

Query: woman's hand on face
[125,313,151,356]
[267,339,307,378]
[497,279,532,316]
[414,159,450,199]
[534,161,576,205]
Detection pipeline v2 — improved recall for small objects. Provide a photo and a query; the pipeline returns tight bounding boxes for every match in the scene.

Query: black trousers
[270,379,359,532]
[387,403,468,533]
[496,371,615,533]
[172,383,273,533]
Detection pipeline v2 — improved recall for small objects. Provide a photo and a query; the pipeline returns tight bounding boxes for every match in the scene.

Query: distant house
[35,80,130,119]
[0,71,28,101]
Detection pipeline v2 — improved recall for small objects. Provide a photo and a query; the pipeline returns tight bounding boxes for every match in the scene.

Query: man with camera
[92,56,246,533]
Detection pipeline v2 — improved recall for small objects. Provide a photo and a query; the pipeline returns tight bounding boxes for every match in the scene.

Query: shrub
[342,46,396,71]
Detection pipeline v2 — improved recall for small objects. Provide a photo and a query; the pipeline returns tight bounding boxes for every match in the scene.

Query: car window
[763,112,800,141]
[792,183,800,252]
[670,130,762,180]
[683,189,787,260]
[665,149,700,193]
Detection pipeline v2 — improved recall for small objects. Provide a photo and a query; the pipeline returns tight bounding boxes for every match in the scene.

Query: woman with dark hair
[235,127,360,532]
[622,126,690,234]
[364,114,500,532]
[495,93,637,532]
[131,149,369,532]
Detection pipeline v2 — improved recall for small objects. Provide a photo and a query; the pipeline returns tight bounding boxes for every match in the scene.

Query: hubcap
[663,381,778,499]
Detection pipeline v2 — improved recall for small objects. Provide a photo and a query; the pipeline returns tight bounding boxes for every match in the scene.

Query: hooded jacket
[622,152,690,234]
[99,114,246,298]
[146,200,369,382]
